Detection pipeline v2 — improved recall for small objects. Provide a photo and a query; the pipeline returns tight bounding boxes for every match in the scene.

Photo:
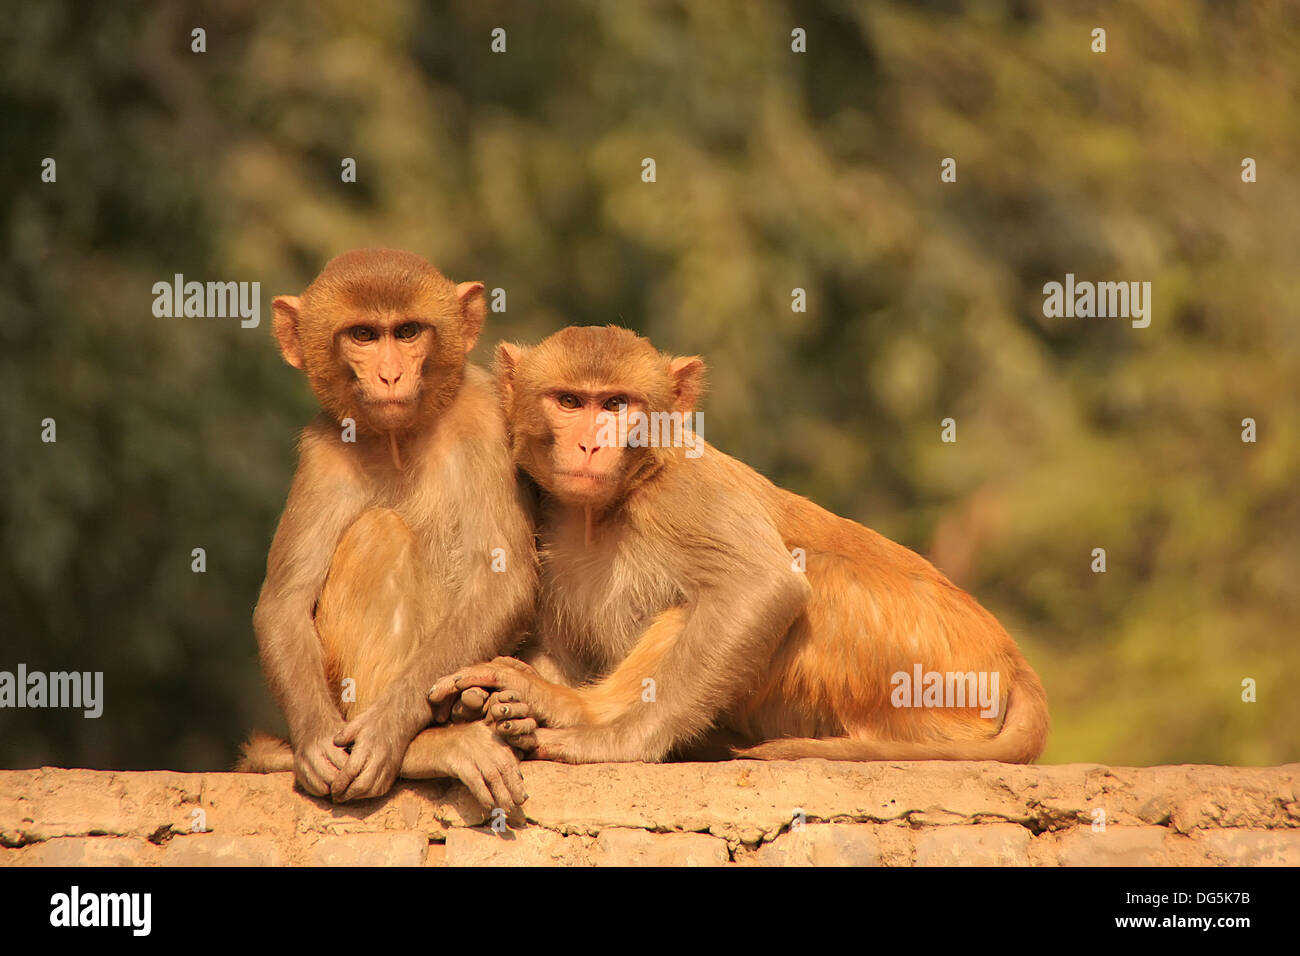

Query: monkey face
[538,389,644,506]
[336,317,435,431]
[271,250,487,437]
[497,326,708,509]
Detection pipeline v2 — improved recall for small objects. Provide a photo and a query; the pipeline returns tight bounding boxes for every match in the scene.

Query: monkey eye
[603,395,629,412]
[349,326,378,343]
[395,322,422,341]
[557,393,582,410]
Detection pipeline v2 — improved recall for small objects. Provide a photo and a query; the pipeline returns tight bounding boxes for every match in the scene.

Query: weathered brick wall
[2,762,1297,866]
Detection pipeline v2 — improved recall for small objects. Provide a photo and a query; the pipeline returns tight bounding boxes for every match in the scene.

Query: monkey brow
[344,314,432,329]
[549,384,642,402]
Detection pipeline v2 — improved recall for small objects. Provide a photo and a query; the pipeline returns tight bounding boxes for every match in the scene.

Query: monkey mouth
[554,469,615,484]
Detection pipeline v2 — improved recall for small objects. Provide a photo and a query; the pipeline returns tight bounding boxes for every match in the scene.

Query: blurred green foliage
[1,0,1296,771]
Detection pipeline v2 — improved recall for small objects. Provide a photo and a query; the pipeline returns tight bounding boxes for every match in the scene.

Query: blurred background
[1,0,1296,772]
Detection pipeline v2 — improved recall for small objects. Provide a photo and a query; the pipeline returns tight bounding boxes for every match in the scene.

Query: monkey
[429,325,1048,766]
[236,249,536,812]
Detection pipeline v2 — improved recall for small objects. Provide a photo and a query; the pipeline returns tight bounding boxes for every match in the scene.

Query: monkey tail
[234,731,295,773]
[735,660,1049,764]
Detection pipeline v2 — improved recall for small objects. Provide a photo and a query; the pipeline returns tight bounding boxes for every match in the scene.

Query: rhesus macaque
[237,249,536,811]
[430,326,1048,765]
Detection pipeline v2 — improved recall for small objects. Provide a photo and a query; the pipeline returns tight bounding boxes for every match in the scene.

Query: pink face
[544,388,638,505]
[338,318,431,430]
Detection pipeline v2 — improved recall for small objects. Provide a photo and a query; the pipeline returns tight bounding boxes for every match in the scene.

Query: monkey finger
[432,696,454,724]
[325,745,351,778]
[451,689,490,723]
[430,670,499,702]
[339,759,383,803]
[449,701,473,722]
[330,753,367,801]
[490,700,531,722]
[333,724,361,749]
[496,717,538,739]
[306,746,339,777]
[453,668,506,692]
[355,763,398,802]
[496,759,529,806]
[455,665,527,694]
[300,745,345,796]
[484,767,523,815]
[427,677,460,704]
[485,689,521,712]
[451,764,495,811]
[297,766,331,797]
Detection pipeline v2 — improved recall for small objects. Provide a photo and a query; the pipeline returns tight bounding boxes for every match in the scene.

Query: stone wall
[2,762,1297,866]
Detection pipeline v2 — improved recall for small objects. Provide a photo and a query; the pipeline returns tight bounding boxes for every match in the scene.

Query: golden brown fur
[430,326,1047,765]
[240,250,535,810]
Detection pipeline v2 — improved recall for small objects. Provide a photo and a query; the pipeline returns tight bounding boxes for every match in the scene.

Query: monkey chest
[365,464,476,556]
[537,542,683,676]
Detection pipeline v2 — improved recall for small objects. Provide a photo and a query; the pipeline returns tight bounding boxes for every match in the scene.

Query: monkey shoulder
[406,368,512,473]
[646,446,775,520]
[423,364,512,457]
[459,363,510,427]
[626,450,789,568]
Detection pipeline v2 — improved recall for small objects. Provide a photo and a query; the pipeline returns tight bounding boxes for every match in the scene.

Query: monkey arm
[431,565,811,764]
[542,490,813,762]
[253,438,368,745]
[553,565,811,762]
[253,584,335,740]
[429,482,813,763]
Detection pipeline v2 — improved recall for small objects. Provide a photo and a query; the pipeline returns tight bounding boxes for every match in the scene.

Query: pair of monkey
[238,249,1048,812]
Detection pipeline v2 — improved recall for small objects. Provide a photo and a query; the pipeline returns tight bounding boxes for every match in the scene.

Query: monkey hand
[330,707,410,802]
[429,721,530,815]
[293,719,352,798]
[483,689,540,753]
[429,657,583,730]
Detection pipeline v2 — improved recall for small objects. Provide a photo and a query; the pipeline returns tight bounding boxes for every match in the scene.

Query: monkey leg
[316,507,426,719]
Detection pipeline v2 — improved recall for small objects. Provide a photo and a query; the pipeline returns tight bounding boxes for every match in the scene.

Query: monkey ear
[456,281,487,353]
[271,296,306,370]
[669,356,706,413]
[494,341,525,402]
